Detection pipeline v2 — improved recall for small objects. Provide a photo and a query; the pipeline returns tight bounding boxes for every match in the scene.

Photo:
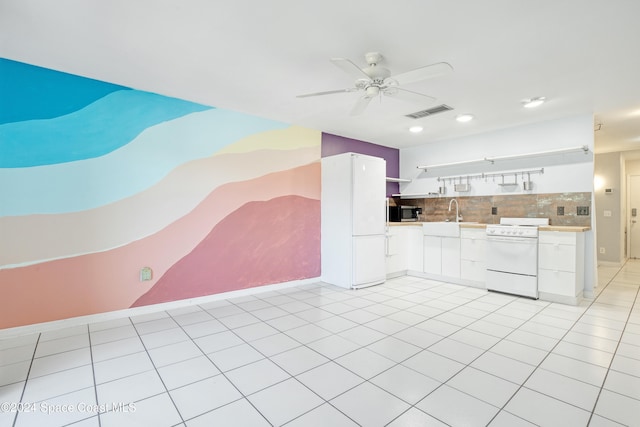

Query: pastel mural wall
[0,59,321,329]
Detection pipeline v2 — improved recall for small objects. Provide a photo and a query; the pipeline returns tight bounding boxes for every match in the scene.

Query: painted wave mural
[0,59,321,329]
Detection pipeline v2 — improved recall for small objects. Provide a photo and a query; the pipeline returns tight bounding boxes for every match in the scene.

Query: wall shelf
[386,177,412,183]
[416,145,590,171]
[392,192,440,199]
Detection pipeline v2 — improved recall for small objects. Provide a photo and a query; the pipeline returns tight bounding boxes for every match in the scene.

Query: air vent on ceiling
[405,104,453,119]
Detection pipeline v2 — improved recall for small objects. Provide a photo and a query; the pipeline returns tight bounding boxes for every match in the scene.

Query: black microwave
[388,205,422,222]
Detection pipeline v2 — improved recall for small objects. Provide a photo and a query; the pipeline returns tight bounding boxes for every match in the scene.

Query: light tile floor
[1,261,640,427]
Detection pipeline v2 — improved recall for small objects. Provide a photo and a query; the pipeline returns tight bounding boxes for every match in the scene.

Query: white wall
[594,152,624,263]
[399,114,597,296]
[399,115,594,196]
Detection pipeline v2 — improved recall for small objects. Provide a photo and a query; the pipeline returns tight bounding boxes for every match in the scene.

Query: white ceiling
[2,0,640,153]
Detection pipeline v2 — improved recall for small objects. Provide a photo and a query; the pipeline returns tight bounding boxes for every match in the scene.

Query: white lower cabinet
[386,227,408,276]
[442,237,461,278]
[406,227,424,272]
[538,231,585,303]
[423,235,442,275]
[423,236,460,278]
[390,224,587,305]
[460,228,486,285]
[386,226,422,277]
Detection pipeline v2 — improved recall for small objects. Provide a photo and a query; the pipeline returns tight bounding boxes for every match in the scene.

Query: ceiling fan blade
[331,58,371,80]
[384,87,436,103]
[296,88,358,98]
[350,96,372,116]
[390,62,453,85]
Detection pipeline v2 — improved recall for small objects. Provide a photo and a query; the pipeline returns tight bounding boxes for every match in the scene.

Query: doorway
[628,175,640,258]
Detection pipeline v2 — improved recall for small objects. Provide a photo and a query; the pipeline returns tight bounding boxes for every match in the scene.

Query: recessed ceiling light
[455,114,474,122]
[523,97,546,108]
[409,126,423,133]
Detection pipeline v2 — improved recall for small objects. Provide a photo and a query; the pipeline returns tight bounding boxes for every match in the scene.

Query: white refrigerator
[321,152,387,289]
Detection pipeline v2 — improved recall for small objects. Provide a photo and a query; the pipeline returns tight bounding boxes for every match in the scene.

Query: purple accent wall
[321,133,400,196]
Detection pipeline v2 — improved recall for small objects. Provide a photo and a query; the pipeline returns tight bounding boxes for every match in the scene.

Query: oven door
[486,236,538,276]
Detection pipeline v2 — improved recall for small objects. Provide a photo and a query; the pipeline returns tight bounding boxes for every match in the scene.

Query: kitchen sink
[422,221,460,237]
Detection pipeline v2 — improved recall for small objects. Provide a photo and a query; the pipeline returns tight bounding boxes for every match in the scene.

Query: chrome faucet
[448,199,463,222]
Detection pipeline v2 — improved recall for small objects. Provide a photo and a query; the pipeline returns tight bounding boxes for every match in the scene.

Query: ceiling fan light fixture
[297,52,453,115]
[523,97,546,108]
[409,126,424,133]
[365,86,380,97]
[455,113,474,123]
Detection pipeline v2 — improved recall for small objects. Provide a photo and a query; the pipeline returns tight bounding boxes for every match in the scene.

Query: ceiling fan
[296,52,453,116]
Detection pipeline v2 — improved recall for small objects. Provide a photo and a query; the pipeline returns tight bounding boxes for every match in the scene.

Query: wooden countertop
[388,222,591,232]
[539,226,591,232]
[458,223,487,229]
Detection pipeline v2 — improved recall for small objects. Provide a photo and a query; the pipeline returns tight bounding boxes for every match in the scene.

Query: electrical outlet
[557,206,564,216]
[599,247,606,254]
[604,210,612,217]
[140,267,153,281]
[577,206,590,216]
[491,207,498,215]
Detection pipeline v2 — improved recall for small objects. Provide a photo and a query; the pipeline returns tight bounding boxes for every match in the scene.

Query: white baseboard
[597,260,625,268]
[538,291,583,306]
[0,277,321,339]
[386,270,407,279]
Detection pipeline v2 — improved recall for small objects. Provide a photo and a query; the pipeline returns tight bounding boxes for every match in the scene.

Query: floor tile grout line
[362,285,549,426]
[86,323,101,427]
[280,400,363,427]
[11,332,40,427]
[345,275,637,425]
[368,278,610,425]
[382,291,552,426]
[7,271,637,426]
[5,282,548,412]
[127,315,187,426]
[203,310,377,427]
[168,280,456,425]
[485,260,627,426]
[187,297,380,427]
[163,310,277,426]
[586,261,640,426]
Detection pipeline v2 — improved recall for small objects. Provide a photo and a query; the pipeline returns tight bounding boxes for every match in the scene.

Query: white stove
[486,224,539,238]
[485,218,549,299]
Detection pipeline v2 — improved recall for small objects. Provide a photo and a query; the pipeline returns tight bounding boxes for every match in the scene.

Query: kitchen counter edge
[387,222,591,232]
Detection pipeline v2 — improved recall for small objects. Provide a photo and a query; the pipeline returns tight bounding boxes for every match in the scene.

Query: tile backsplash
[394,192,592,226]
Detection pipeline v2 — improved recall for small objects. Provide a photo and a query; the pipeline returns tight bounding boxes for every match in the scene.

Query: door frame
[626,174,640,259]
